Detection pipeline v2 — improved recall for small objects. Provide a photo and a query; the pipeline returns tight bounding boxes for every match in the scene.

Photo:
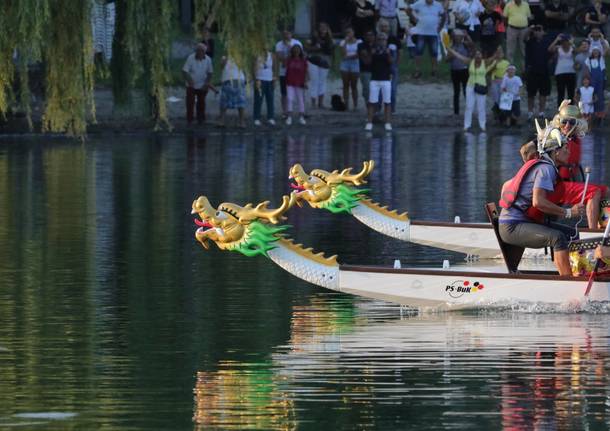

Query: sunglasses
[561,118,577,126]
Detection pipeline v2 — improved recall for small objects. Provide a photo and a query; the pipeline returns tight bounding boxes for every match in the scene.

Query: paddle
[570,166,590,243]
[580,167,591,206]
[584,221,610,296]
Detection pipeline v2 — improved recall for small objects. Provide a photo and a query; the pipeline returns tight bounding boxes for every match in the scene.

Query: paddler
[499,126,584,276]
[517,138,607,229]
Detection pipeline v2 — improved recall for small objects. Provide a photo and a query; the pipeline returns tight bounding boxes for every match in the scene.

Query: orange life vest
[499,158,557,223]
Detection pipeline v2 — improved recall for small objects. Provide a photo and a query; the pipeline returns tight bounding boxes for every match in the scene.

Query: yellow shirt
[468,61,496,87]
[503,1,531,28]
[491,60,510,80]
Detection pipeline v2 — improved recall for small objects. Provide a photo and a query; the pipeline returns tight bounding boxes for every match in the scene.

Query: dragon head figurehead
[191,194,296,257]
[288,160,374,214]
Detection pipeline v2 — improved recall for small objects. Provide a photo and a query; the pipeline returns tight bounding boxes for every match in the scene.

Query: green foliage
[42,0,94,136]
[194,0,295,72]
[109,0,174,129]
[0,0,48,127]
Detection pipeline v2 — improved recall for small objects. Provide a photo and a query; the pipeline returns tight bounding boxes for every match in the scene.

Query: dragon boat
[288,160,610,260]
[191,195,610,311]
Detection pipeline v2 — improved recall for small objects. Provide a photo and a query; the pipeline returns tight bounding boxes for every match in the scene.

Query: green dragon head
[191,194,296,257]
[288,160,374,214]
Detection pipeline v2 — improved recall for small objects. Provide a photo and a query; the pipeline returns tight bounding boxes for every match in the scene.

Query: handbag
[474,84,488,95]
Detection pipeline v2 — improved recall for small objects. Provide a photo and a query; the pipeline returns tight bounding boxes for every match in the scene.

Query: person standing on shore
[503,0,532,65]
[358,31,376,106]
[446,46,498,131]
[407,0,446,79]
[585,47,606,126]
[275,30,303,118]
[305,22,334,109]
[182,43,213,125]
[218,56,247,128]
[375,0,399,36]
[365,32,394,131]
[252,51,276,127]
[377,19,402,112]
[524,24,551,119]
[285,44,309,126]
[548,33,575,107]
[339,27,362,111]
[453,0,484,42]
[446,30,472,115]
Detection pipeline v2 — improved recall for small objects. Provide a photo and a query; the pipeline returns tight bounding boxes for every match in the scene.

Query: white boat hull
[338,265,610,310]
[409,221,601,260]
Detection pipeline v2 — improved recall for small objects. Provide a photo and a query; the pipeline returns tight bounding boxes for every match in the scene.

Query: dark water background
[1,131,610,430]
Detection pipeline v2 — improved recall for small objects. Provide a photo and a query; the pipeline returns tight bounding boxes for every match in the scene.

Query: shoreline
[1,80,608,136]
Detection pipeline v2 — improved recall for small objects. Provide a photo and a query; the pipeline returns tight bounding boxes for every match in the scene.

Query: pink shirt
[285,57,308,87]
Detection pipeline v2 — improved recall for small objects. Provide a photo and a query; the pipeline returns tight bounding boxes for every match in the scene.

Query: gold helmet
[558,103,582,120]
[551,99,588,137]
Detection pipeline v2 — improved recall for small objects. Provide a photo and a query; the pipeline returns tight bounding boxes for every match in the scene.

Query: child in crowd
[285,44,308,126]
[586,46,606,126]
[576,76,595,127]
[489,46,509,122]
[500,65,523,126]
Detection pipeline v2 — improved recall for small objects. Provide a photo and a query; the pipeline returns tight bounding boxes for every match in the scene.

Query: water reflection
[193,362,296,431]
[192,293,610,429]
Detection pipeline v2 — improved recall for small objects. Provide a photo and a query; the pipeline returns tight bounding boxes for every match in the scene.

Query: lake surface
[1,130,610,430]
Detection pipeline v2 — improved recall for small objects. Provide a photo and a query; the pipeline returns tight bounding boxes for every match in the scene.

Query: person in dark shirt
[351,0,377,38]
[585,0,609,31]
[544,0,569,38]
[524,25,551,119]
[378,19,402,112]
[479,1,503,57]
[364,33,394,131]
[358,31,376,106]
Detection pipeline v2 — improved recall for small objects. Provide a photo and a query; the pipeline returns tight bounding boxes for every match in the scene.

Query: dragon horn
[534,118,542,136]
[336,160,375,185]
[242,194,296,224]
[192,196,216,215]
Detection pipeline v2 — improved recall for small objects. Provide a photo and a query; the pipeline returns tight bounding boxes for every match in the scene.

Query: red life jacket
[499,158,557,223]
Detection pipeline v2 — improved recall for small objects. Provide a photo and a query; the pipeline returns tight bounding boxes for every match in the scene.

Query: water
[1,131,610,430]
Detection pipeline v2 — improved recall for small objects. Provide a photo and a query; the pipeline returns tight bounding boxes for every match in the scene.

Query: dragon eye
[215,211,222,217]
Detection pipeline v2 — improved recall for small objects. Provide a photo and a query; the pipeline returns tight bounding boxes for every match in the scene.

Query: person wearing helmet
[512,138,607,229]
[498,124,585,276]
[551,100,588,181]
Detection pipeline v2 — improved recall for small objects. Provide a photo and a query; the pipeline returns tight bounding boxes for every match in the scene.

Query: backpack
[331,94,346,112]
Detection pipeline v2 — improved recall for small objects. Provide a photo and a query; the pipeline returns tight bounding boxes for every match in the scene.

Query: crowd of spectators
[181,0,610,131]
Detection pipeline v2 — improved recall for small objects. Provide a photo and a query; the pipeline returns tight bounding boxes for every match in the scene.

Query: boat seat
[484,202,524,273]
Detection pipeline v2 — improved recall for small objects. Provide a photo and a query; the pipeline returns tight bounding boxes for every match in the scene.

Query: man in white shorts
[365,33,394,131]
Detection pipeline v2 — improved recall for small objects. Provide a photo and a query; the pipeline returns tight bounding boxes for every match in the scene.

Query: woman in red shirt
[285,44,309,125]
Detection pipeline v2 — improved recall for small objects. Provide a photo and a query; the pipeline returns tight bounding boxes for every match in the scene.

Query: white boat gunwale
[340,264,610,282]
[410,219,600,233]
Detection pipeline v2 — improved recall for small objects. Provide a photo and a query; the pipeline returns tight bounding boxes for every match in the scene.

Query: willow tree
[42,0,95,136]
[0,0,49,128]
[194,0,295,70]
[111,0,173,130]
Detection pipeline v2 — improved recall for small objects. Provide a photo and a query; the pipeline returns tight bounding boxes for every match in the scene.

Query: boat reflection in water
[193,294,610,428]
[193,362,296,430]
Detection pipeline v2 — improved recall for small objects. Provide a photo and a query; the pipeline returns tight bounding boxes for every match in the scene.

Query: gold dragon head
[191,194,295,251]
[288,160,374,208]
